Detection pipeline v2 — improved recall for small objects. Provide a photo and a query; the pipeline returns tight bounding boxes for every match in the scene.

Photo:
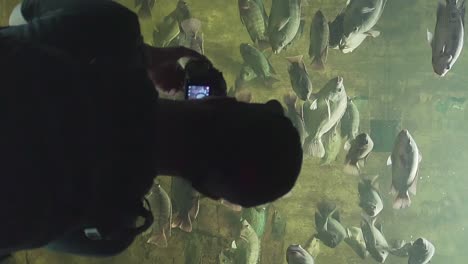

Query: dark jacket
[0,0,158,255]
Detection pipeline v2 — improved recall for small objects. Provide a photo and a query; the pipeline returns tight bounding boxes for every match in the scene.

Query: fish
[328,13,345,49]
[170,177,200,232]
[234,220,260,264]
[427,0,465,76]
[238,0,270,48]
[344,226,369,259]
[239,43,279,87]
[314,201,347,248]
[339,0,387,52]
[135,0,155,19]
[304,235,320,258]
[286,245,315,264]
[361,214,390,263]
[184,234,202,264]
[144,182,172,248]
[291,17,307,45]
[408,238,435,264]
[358,176,383,217]
[283,93,307,145]
[387,129,422,209]
[271,209,287,240]
[302,77,348,158]
[340,32,374,53]
[389,239,412,257]
[242,206,267,238]
[153,14,180,47]
[309,10,329,70]
[286,55,313,101]
[171,0,193,26]
[341,97,360,148]
[179,18,204,54]
[268,0,302,54]
[320,128,342,166]
[343,133,374,176]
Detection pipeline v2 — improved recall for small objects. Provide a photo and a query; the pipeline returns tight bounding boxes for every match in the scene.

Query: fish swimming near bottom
[240,43,280,88]
[135,0,155,19]
[171,177,200,232]
[286,55,313,101]
[179,18,204,54]
[144,182,172,248]
[344,133,374,176]
[361,214,390,263]
[309,10,329,70]
[234,220,260,264]
[242,206,267,238]
[286,244,315,264]
[314,201,347,248]
[283,93,307,145]
[344,226,369,259]
[408,238,435,264]
[320,128,342,166]
[358,176,383,217]
[387,129,422,209]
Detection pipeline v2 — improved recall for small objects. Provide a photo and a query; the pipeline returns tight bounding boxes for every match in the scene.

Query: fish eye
[446,65,451,70]
[353,26,358,32]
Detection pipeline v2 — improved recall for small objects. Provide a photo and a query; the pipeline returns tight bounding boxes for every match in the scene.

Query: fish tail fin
[311,57,325,71]
[265,76,280,88]
[310,137,325,158]
[393,192,411,209]
[343,161,360,176]
[137,2,152,19]
[181,18,202,35]
[147,229,168,248]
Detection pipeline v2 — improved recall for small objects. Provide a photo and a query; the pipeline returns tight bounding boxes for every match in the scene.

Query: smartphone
[185,85,211,100]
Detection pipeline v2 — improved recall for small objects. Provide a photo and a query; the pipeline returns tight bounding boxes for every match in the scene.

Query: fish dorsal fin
[386,156,392,166]
[365,29,380,38]
[426,29,434,47]
[361,7,375,13]
[326,99,331,120]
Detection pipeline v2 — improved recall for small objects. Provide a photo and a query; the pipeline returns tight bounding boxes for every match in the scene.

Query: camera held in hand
[184,59,227,99]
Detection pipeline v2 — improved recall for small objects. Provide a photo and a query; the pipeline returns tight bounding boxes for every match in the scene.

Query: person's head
[182,99,303,207]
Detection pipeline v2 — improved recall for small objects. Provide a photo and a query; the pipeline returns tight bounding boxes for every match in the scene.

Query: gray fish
[234,220,260,264]
[304,235,320,258]
[268,0,302,54]
[302,77,348,158]
[283,93,307,145]
[340,32,374,53]
[408,238,435,264]
[135,0,155,19]
[286,55,313,101]
[238,0,270,48]
[287,245,315,264]
[309,10,329,70]
[171,177,200,232]
[358,176,383,217]
[242,207,267,238]
[361,214,390,263]
[329,13,345,49]
[272,209,287,240]
[343,133,374,176]
[427,0,465,76]
[389,239,412,257]
[240,43,279,87]
[340,0,387,52]
[314,201,347,248]
[320,128,342,166]
[153,15,180,47]
[179,18,204,55]
[341,97,360,147]
[344,227,369,259]
[145,182,172,248]
[291,17,307,45]
[387,129,422,209]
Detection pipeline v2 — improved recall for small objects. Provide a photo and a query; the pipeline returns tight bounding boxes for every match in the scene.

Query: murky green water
[1,0,468,263]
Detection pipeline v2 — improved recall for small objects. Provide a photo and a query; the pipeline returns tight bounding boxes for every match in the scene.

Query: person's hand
[145,45,209,94]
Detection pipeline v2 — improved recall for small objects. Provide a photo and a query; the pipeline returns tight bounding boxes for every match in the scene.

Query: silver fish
[408,238,435,264]
[344,226,369,259]
[145,182,172,248]
[268,0,302,54]
[387,129,422,209]
[179,18,204,55]
[302,77,348,158]
[427,0,465,76]
[340,0,387,52]
[287,244,315,264]
[358,176,383,217]
[314,201,347,248]
[234,220,260,264]
[361,214,390,263]
[343,133,374,176]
